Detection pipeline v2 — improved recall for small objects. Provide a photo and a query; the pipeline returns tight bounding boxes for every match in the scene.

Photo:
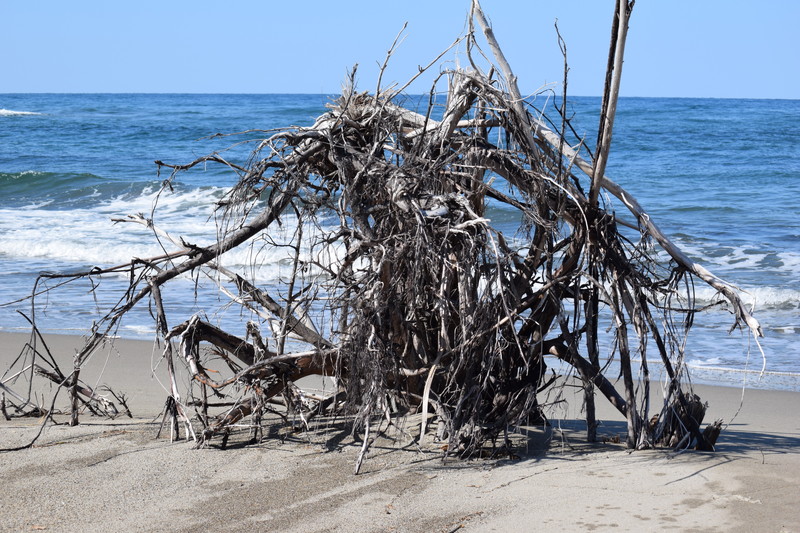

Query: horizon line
[2,91,798,101]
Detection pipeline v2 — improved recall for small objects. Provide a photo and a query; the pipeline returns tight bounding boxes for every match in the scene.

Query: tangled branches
[3,1,760,462]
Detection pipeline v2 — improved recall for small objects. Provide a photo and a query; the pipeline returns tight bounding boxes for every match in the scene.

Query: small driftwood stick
[33,365,118,417]
[1,392,9,421]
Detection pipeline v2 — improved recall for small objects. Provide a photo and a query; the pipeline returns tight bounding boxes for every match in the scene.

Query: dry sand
[1,332,798,532]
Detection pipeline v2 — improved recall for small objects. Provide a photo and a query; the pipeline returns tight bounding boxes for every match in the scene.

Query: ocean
[1,94,798,390]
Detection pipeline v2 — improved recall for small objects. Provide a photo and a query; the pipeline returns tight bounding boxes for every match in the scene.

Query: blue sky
[3,1,798,98]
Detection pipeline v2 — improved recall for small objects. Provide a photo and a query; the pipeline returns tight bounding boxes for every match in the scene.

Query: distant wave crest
[0,171,103,197]
[0,108,42,117]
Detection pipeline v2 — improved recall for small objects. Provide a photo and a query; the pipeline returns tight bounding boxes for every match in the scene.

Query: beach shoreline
[1,331,798,532]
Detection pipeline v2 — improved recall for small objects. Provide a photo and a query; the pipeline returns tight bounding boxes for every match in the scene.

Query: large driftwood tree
[2,1,761,463]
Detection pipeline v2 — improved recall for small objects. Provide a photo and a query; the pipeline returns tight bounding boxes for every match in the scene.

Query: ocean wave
[1,171,106,199]
[0,108,42,117]
[777,250,800,271]
[1,170,233,214]
[667,237,800,282]
[0,192,332,285]
[769,325,800,335]
[694,285,800,309]
[671,205,741,214]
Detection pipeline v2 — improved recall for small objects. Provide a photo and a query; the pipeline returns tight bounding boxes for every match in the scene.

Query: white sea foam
[16,170,47,177]
[2,186,218,264]
[777,250,800,272]
[120,324,157,337]
[0,184,346,287]
[0,109,42,117]
[694,285,800,309]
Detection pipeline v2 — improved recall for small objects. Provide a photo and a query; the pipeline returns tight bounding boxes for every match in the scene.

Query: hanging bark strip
[2,1,759,459]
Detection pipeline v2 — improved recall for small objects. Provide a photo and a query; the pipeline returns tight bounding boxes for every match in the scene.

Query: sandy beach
[1,331,798,532]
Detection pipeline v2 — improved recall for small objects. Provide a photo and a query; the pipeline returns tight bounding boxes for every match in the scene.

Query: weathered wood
[1,392,10,421]
[151,281,196,441]
[699,419,723,451]
[3,2,761,462]
[546,341,628,418]
[33,365,118,417]
[168,318,262,367]
[590,0,635,206]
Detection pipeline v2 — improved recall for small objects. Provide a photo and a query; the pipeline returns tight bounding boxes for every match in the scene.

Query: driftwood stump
[2,1,760,461]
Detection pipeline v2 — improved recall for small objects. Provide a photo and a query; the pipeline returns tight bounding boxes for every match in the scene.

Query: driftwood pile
[2,2,761,463]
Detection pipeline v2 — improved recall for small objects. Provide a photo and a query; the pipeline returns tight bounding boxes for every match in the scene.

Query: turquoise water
[1,94,798,388]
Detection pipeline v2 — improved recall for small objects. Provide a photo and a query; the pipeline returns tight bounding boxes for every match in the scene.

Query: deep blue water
[1,94,798,389]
